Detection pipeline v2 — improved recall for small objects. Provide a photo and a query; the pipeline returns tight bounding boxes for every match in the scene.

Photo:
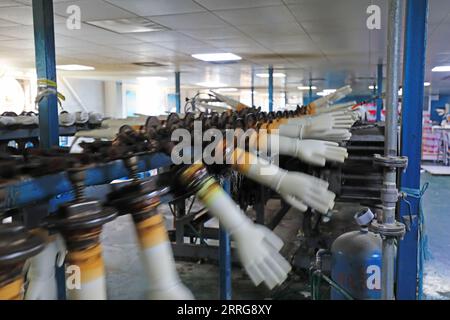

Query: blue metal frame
[175,71,181,113]
[397,0,429,300]
[268,66,274,112]
[32,0,59,149]
[376,63,383,122]
[219,178,232,300]
[1,153,172,210]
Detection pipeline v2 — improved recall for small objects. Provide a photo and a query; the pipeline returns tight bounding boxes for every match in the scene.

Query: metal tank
[331,208,382,300]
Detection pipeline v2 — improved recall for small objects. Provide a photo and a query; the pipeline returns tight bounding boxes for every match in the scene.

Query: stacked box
[422,112,440,161]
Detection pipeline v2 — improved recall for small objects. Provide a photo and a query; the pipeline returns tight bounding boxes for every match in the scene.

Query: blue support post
[397,0,429,300]
[268,66,274,112]
[32,0,59,149]
[251,70,255,107]
[175,71,181,113]
[376,63,384,122]
[219,178,232,300]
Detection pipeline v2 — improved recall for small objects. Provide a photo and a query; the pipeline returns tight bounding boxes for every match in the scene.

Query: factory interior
[0,0,450,303]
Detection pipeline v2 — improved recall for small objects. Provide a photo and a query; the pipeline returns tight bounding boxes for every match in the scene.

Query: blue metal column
[219,178,232,300]
[268,66,274,112]
[376,63,384,122]
[32,0,59,149]
[32,0,65,299]
[308,78,313,105]
[397,0,429,300]
[251,69,255,107]
[175,71,181,113]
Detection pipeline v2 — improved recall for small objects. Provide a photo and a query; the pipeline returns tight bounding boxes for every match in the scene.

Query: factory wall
[58,77,105,115]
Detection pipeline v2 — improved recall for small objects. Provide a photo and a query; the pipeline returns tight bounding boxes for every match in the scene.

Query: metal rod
[219,178,232,300]
[268,66,274,112]
[381,0,404,300]
[397,0,429,300]
[175,71,181,113]
[376,63,383,122]
[32,0,59,149]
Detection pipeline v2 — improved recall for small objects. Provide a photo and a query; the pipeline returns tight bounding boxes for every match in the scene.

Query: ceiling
[0,0,449,96]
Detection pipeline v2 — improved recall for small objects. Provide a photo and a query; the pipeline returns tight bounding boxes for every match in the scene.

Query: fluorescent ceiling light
[298,85,317,90]
[432,66,450,72]
[316,89,336,96]
[87,18,168,34]
[56,64,95,71]
[192,53,242,62]
[216,88,238,92]
[369,85,376,90]
[256,73,286,78]
[137,76,168,81]
[196,81,226,88]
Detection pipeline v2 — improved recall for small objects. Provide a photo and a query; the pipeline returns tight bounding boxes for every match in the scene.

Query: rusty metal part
[0,223,45,266]
[47,167,117,250]
[0,223,45,295]
[177,164,210,193]
[107,156,172,221]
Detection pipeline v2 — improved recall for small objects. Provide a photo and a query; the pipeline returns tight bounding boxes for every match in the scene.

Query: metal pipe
[382,0,404,300]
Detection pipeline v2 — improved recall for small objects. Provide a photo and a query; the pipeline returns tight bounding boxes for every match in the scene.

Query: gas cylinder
[331,208,382,300]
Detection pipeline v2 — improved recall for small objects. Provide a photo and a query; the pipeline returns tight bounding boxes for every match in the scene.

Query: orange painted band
[230,148,254,173]
[67,244,105,283]
[236,103,249,112]
[0,278,23,300]
[135,214,169,249]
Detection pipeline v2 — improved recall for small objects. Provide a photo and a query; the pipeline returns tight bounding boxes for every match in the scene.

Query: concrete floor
[101,199,308,300]
[421,171,450,300]
[99,171,450,300]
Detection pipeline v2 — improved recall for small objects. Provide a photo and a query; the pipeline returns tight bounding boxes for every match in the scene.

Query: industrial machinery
[0,87,402,300]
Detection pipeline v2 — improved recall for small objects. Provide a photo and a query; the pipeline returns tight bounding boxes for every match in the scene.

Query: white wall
[57,77,105,114]
[104,81,125,118]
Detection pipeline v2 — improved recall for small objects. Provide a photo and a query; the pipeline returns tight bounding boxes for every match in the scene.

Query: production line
[0,0,440,303]
[0,87,398,300]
